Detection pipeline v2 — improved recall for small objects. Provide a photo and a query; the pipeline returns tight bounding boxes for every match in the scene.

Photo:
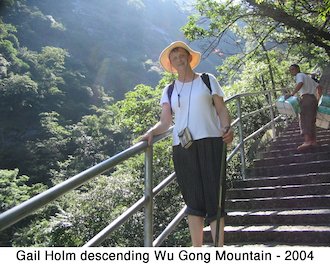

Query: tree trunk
[319,63,330,95]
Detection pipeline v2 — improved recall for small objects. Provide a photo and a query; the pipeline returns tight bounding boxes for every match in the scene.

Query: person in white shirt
[140,41,233,246]
[285,64,322,150]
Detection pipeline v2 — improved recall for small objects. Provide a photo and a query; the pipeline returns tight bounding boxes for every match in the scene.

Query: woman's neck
[177,70,197,83]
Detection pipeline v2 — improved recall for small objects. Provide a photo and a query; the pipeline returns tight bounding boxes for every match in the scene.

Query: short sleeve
[160,84,171,106]
[208,73,225,98]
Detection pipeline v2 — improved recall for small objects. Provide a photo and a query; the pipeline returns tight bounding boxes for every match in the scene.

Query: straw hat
[159,41,201,74]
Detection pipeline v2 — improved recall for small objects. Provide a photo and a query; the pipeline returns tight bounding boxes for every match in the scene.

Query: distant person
[285,64,322,150]
[139,41,233,246]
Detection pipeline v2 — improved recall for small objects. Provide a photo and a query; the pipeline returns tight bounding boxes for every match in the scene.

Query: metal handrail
[225,88,287,178]
[84,172,178,247]
[0,88,288,246]
[0,129,173,232]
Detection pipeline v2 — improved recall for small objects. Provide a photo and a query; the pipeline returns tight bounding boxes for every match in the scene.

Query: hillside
[0,0,217,100]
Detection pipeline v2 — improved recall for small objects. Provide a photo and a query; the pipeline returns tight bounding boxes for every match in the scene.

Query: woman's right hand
[139,129,154,146]
[139,103,172,146]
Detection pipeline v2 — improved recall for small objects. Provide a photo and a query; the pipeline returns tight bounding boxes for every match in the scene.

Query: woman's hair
[169,47,190,58]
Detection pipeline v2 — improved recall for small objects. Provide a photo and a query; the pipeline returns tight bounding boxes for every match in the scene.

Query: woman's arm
[139,102,173,146]
[213,94,234,144]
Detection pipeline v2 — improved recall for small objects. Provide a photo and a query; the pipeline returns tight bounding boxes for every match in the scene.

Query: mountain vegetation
[0,0,329,247]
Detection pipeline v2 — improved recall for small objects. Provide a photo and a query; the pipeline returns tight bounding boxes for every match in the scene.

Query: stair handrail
[0,87,288,246]
[0,129,173,232]
[225,88,288,178]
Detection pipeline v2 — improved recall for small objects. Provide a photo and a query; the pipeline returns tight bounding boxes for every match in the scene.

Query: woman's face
[169,48,192,73]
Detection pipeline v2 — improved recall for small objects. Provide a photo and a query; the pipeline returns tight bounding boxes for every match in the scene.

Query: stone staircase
[204,118,330,246]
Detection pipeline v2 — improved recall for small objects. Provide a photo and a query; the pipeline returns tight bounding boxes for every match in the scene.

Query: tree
[182,0,330,63]
[246,0,330,55]
[0,169,47,246]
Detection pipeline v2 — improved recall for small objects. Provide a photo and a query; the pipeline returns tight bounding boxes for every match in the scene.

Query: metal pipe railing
[267,92,277,140]
[83,192,149,247]
[152,206,187,247]
[0,128,173,232]
[225,88,288,178]
[0,87,289,246]
[236,96,246,178]
[144,146,153,247]
[84,172,177,247]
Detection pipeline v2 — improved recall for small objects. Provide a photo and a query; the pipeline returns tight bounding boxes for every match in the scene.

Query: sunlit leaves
[115,83,163,136]
[319,0,330,22]
[181,15,205,41]
[0,168,47,246]
[183,0,330,63]
[182,0,243,41]
[38,46,69,69]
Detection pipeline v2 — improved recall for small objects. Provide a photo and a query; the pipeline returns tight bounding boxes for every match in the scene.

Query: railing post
[144,146,153,247]
[236,97,246,179]
[267,92,276,141]
[281,90,289,127]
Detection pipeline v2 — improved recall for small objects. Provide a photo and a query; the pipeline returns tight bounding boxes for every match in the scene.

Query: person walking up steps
[285,64,322,151]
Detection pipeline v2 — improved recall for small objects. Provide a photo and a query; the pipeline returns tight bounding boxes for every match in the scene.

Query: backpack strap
[167,80,175,107]
[201,72,214,105]
[201,72,212,93]
[167,73,212,110]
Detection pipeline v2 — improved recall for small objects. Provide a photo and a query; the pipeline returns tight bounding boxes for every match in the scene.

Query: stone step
[281,123,328,132]
[274,130,330,142]
[225,194,330,211]
[223,225,330,245]
[267,138,330,152]
[227,183,330,199]
[254,149,330,167]
[203,224,330,246]
[207,119,330,247]
[245,160,330,178]
[261,145,330,159]
[232,173,330,189]
[225,208,330,225]
[277,124,329,134]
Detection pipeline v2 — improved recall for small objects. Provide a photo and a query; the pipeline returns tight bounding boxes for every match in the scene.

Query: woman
[140,41,233,246]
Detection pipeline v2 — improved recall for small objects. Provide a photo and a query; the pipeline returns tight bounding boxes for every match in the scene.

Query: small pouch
[178,127,193,149]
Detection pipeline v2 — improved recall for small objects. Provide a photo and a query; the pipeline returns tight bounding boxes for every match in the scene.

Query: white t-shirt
[296,72,319,96]
[160,73,225,146]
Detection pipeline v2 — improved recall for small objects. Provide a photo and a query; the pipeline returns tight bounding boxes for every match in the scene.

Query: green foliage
[0,0,188,100]
[116,84,163,135]
[0,169,47,246]
[13,174,144,246]
[319,0,330,21]
[38,46,68,69]
[0,16,115,184]
[183,0,330,65]
[1,169,29,212]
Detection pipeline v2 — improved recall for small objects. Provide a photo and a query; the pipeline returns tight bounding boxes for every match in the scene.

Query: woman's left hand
[222,127,234,144]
